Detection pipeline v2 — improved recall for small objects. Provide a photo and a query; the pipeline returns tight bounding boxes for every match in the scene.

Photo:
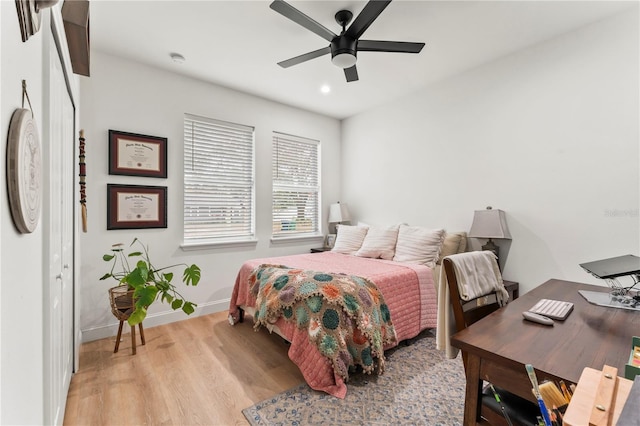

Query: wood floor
[63,311,305,425]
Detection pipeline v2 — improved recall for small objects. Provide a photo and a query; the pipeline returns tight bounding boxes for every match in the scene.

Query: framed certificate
[107,184,167,230]
[109,130,167,178]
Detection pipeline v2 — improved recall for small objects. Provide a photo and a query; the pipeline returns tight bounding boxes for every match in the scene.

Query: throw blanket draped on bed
[249,264,397,380]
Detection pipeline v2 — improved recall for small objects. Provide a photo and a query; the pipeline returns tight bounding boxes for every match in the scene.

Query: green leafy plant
[100,238,201,326]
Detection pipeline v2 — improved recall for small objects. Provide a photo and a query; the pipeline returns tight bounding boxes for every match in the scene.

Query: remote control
[522,311,554,326]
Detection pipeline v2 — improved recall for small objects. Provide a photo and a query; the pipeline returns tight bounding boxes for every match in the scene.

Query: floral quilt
[249,264,397,380]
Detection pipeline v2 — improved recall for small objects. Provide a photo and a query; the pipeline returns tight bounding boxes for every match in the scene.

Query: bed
[228,224,467,398]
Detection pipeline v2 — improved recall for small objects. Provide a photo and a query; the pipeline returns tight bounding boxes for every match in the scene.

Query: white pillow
[393,225,445,267]
[331,225,369,254]
[355,225,399,260]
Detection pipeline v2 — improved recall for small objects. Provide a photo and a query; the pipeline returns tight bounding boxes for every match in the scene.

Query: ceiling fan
[270,0,425,82]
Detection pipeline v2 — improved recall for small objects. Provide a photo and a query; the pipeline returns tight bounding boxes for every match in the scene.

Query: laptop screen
[579,254,640,279]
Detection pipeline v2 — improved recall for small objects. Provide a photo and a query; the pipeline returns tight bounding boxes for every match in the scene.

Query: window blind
[272,132,320,237]
[184,113,255,243]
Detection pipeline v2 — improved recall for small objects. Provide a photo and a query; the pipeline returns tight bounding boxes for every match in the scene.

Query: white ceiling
[89,0,635,120]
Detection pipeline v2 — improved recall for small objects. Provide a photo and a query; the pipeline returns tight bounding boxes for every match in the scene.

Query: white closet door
[44,12,75,426]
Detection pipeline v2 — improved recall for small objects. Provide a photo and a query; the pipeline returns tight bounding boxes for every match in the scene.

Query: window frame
[182,113,256,249]
[271,131,322,241]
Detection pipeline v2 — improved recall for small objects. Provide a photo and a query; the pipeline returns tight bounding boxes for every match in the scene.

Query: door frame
[42,7,80,425]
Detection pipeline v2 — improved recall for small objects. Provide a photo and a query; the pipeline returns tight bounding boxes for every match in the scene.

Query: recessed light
[170,52,185,64]
[320,84,331,94]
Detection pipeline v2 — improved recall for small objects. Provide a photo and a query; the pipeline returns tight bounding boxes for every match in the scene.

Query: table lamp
[328,202,350,234]
[468,206,512,267]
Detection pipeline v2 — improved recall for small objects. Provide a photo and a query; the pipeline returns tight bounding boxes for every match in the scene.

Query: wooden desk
[450,279,640,426]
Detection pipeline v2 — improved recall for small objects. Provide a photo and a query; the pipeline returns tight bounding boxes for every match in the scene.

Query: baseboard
[80,298,230,343]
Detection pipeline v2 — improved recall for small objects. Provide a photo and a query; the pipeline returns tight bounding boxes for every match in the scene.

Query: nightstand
[310,247,332,253]
[503,280,519,301]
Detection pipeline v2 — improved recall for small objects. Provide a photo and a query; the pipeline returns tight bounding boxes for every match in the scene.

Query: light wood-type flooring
[63,311,304,425]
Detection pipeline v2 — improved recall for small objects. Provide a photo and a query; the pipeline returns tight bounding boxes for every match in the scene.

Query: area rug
[242,330,465,425]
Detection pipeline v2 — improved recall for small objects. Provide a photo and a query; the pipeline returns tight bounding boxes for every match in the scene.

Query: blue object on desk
[525,364,552,426]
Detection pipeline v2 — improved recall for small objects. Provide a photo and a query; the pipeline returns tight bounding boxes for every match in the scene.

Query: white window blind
[272,132,320,237]
[184,113,255,244]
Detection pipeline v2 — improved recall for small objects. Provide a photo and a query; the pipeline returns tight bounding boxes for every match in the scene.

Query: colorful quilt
[249,264,397,380]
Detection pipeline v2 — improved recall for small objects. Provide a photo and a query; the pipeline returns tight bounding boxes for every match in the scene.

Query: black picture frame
[325,234,336,249]
[108,130,167,178]
[107,184,167,230]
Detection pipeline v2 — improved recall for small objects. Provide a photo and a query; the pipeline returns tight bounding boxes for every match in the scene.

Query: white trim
[0,1,3,418]
[270,234,324,245]
[180,238,258,251]
[80,299,231,342]
[43,7,79,425]
[49,6,78,104]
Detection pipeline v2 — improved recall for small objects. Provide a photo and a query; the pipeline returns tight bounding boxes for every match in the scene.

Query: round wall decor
[7,108,42,233]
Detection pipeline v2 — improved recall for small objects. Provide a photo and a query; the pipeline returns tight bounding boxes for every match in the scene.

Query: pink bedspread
[228,252,437,398]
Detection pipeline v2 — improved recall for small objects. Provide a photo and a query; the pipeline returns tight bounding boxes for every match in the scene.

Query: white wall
[80,52,341,340]
[1,3,45,424]
[1,2,3,419]
[341,10,639,295]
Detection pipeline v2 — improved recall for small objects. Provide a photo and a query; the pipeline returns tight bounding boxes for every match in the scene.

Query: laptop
[579,254,640,279]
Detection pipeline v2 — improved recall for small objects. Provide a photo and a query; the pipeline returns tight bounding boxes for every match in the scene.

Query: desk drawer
[479,358,567,403]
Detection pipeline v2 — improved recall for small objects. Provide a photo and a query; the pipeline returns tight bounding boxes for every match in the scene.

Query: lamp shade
[468,207,511,240]
[328,202,351,223]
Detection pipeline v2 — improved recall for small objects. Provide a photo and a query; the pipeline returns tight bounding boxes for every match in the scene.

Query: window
[184,113,255,245]
[272,132,320,237]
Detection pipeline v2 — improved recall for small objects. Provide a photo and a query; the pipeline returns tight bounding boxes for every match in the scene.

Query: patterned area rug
[242,330,465,425]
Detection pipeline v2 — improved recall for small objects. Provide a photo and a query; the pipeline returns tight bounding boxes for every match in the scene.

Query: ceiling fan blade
[270,0,337,42]
[344,65,359,82]
[358,40,425,53]
[345,0,392,40]
[277,46,331,68]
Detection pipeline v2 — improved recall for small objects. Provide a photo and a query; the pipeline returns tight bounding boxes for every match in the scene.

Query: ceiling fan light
[331,53,357,69]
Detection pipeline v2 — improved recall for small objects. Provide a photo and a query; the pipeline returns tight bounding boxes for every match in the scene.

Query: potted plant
[100,238,201,326]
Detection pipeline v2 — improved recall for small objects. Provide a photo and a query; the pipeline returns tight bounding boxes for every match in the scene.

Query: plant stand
[109,286,146,355]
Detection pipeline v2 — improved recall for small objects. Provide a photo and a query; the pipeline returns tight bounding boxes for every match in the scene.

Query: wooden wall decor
[7,82,42,233]
[15,0,59,42]
[79,130,87,232]
[62,0,90,76]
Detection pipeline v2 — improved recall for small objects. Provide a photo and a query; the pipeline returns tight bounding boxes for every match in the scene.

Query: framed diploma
[108,130,167,178]
[107,184,167,230]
